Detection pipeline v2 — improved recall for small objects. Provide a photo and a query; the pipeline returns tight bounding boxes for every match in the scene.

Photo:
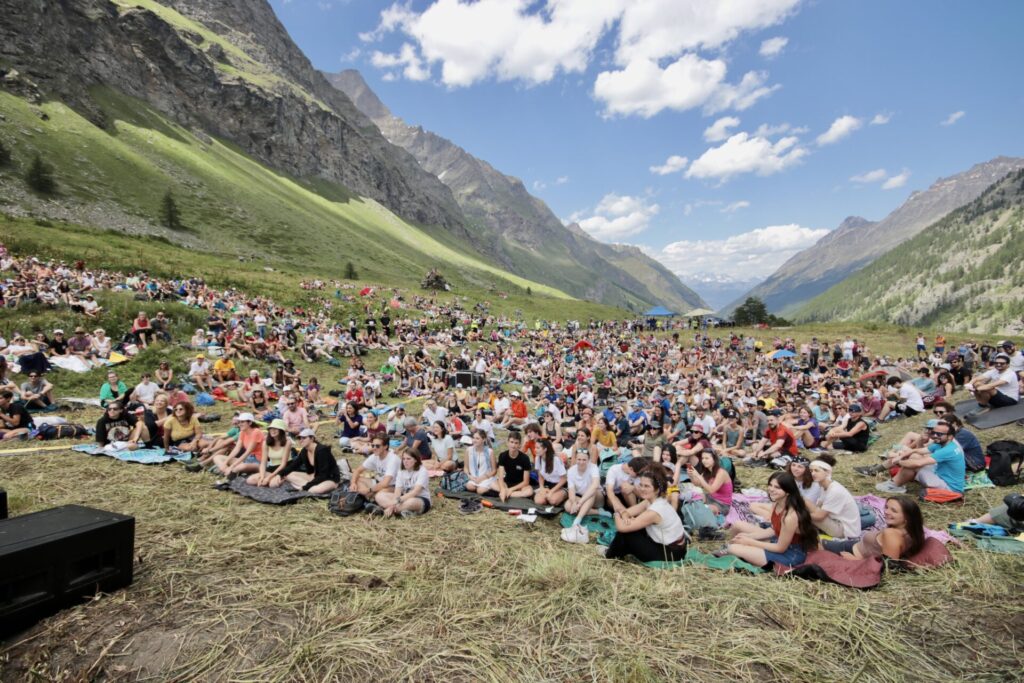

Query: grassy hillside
[795,169,1024,333]
[0,88,582,303]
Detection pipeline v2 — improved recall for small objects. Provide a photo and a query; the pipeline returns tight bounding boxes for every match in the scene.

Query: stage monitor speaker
[455,371,485,389]
[0,505,134,636]
[0,488,7,520]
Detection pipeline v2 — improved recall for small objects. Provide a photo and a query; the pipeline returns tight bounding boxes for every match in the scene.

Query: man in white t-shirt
[130,373,159,407]
[880,377,925,419]
[968,354,1019,408]
[188,355,213,392]
[421,398,448,427]
[605,457,642,511]
[997,341,1024,374]
[577,386,594,410]
[352,436,401,498]
[491,390,511,420]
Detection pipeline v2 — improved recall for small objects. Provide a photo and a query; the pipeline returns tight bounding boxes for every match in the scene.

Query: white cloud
[759,36,788,58]
[816,115,862,146]
[941,110,965,126]
[753,122,801,137]
[651,224,828,280]
[721,200,750,213]
[363,0,801,117]
[340,47,361,63]
[555,176,570,185]
[576,193,660,241]
[850,168,887,183]
[686,132,807,182]
[371,43,430,81]
[532,180,547,191]
[870,113,891,125]
[650,155,689,176]
[704,116,741,142]
[882,169,910,190]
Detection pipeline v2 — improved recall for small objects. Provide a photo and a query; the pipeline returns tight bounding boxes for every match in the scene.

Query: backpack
[328,490,366,517]
[195,392,215,407]
[440,470,469,493]
[919,488,964,504]
[986,440,1024,487]
[679,500,720,530]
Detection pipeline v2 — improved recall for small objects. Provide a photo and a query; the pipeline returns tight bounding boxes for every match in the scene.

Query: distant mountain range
[683,274,763,311]
[325,69,707,314]
[794,167,1024,333]
[725,156,1024,316]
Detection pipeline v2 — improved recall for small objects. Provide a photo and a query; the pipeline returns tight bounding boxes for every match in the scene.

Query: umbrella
[359,287,373,297]
[768,349,796,359]
[573,340,593,352]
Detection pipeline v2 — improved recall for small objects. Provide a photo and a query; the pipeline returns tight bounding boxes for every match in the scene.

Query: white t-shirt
[567,462,600,494]
[899,383,925,412]
[422,405,448,425]
[535,454,567,484]
[132,381,158,405]
[189,361,210,377]
[361,451,401,481]
[798,480,823,506]
[492,397,510,416]
[429,434,456,462]
[983,367,1020,401]
[605,463,636,493]
[1008,351,1024,374]
[645,497,686,545]
[819,480,861,539]
[394,467,431,501]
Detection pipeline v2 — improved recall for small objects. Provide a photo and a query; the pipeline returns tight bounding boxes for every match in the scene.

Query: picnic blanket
[222,478,332,505]
[72,444,192,465]
[775,537,953,588]
[643,549,764,574]
[437,489,562,517]
[965,471,995,490]
[954,399,1024,429]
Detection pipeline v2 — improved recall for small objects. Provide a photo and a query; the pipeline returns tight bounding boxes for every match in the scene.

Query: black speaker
[0,505,135,636]
[456,371,485,389]
[0,488,6,520]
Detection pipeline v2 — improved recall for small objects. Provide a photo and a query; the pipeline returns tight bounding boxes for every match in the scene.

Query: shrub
[25,154,56,194]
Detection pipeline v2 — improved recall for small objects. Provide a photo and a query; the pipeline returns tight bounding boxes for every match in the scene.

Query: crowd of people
[2,247,1023,569]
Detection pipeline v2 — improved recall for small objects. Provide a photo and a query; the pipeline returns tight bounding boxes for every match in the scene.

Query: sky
[271,0,1024,302]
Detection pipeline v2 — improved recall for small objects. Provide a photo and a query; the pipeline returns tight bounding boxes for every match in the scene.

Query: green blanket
[974,536,1024,555]
[964,471,995,490]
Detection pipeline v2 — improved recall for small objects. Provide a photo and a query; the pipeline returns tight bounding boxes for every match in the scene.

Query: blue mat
[72,444,193,464]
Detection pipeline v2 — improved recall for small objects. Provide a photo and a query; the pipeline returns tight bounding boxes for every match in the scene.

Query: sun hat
[298,428,316,438]
[237,412,255,423]
[268,418,288,432]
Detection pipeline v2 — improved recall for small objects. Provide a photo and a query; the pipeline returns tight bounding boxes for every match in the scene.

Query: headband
[809,460,833,474]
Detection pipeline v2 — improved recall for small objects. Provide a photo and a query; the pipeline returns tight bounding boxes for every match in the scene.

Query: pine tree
[526,286,533,297]
[733,296,769,325]
[0,140,11,167]
[343,261,357,279]
[160,189,183,230]
[25,154,55,194]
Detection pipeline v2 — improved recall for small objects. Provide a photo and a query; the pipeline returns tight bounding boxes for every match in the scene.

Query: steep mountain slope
[795,168,1024,333]
[726,156,1024,315]
[325,69,707,314]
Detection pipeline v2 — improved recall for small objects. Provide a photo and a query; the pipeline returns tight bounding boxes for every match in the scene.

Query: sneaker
[364,503,385,516]
[459,499,483,515]
[184,461,203,473]
[854,464,885,477]
[697,526,725,541]
[875,480,907,494]
[400,509,419,519]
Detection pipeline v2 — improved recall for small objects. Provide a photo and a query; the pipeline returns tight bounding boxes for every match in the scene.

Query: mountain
[794,167,1024,333]
[725,156,1024,315]
[0,0,587,301]
[325,69,708,314]
[684,274,764,312]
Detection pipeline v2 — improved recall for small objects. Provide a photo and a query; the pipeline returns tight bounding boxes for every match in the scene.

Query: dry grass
[1,398,1023,683]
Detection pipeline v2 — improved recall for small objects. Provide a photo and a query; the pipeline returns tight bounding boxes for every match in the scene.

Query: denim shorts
[764,536,807,566]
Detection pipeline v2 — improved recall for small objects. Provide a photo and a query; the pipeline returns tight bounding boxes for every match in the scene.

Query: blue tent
[643,306,676,317]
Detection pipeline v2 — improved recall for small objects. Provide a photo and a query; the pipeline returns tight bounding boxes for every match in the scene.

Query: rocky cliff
[325,69,708,313]
[0,0,473,241]
[726,156,1024,315]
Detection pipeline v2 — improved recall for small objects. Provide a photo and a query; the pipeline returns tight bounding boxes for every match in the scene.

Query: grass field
[0,308,1022,681]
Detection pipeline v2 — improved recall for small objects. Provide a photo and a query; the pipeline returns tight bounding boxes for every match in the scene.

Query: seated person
[498,391,529,429]
[496,431,534,502]
[0,390,34,440]
[99,371,129,408]
[606,456,645,511]
[805,457,861,540]
[246,420,294,486]
[131,311,153,348]
[672,423,710,468]
[268,428,340,494]
[969,494,1024,534]
[335,401,363,448]
[162,401,203,453]
[352,435,400,498]
[423,420,457,472]
[876,419,965,495]
[402,417,432,462]
[562,449,604,539]
[686,450,733,516]
[19,372,54,409]
[725,472,819,568]
[126,405,159,450]
[374,447,432,518]
[602,466,687,562]
[212,356,238,383]
[534,439,568,506]
[747,413,799,463]
[823,496,925,560]
[878,377,925,420]
[94,401,135,446]
[188,354,213,392]
[464,429,497,494]
[130,372,160,407]
[967,353,1019,408]
[820,403,870,453]
[212,413,265,477]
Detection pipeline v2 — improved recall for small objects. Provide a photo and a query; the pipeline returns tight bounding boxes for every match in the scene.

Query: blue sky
[271,0,1024,291]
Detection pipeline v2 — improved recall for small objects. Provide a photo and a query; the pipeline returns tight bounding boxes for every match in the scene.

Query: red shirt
[766,424,798,456]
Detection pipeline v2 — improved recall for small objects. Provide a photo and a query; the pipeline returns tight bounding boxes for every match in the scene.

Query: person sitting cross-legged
[876,419,965,495]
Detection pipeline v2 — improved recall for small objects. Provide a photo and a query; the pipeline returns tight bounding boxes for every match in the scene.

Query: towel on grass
[72,444,193,464]
[223,478,332,505]
[965,471,995,490]
[643,549,764,574]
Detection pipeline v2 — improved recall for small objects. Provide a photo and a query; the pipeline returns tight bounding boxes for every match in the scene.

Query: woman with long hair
[247,419,293,486]
[687,450,733,516]
[533,438,568,506]
[725,471,819,568]
[601,465,688,562]
[822,496,925,560]
[162,401,202,453]
[376,447,431,518]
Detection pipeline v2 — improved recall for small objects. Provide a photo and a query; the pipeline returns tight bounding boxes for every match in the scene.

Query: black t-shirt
[498,450,532,488]
[95,413,136,444]
[951,365,972,386]
[2,401,34,431]
[49,338,68,355]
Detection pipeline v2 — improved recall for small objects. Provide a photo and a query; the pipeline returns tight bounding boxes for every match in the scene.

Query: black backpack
[986,440,1024,487]
[37,423,91,440]
[328,490,366,517]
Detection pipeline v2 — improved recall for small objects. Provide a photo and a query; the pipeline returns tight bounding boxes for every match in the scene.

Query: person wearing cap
[639,421,666,460]
[270,428,340,494]
[188,354,213,393]
[281,394,310,436]
[819,404,870,453]
[197,413,243,464]
[967,353,1019,409]
[162,400,203,453]
[247,418,293,486]
[491,388,510,421]
[876,419,965,495]
[213,355,238,383]
[213,413,265,476]
[498,391,528,429]
[352,434,400,497]
[627,401,648,436]
[803,455,861,540]
[671,422,711,471]
[997,340,1024,374]
[47,329,69,358]
[67,327,94,362]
